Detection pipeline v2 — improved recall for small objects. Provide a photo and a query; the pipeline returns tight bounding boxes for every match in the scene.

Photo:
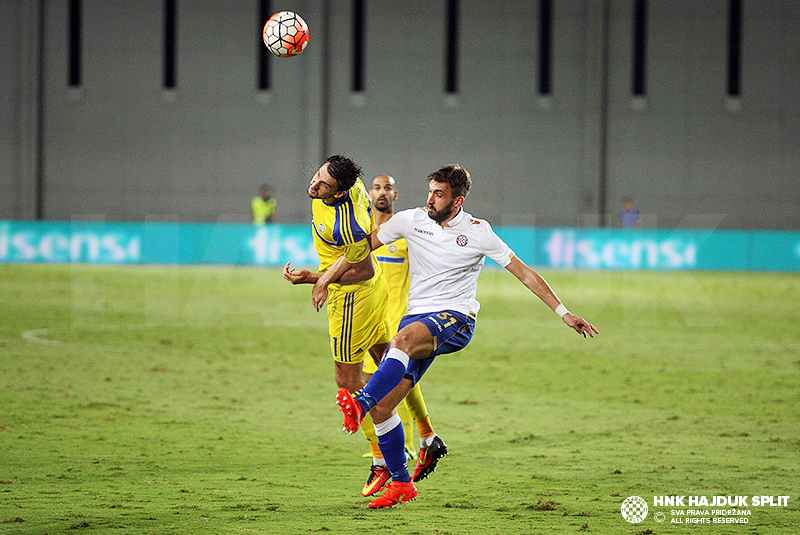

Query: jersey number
[436,312,457,328]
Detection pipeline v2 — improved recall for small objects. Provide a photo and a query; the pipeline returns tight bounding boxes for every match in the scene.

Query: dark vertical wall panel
[538,0,552,95]
[350,0,366,92]
[68,0,82,86]
[444,0,459,94]
[258,0,271,90]
[631,0,647,96]
[726,0,742,97]
[162,0,177,89]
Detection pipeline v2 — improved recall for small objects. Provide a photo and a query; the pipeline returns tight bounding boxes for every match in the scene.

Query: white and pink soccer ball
[263,11,309,58]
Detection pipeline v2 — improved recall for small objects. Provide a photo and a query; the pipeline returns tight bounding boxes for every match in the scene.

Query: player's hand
[311,281,328,312]
[283,262,313,284]
[563,313,598,338]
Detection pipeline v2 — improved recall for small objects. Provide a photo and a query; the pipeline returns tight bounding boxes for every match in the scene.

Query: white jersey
[376,207,515,317]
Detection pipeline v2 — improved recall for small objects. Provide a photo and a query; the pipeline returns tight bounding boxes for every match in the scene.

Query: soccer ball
[263,11,309,58]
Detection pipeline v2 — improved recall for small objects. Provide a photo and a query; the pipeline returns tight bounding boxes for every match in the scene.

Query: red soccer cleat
[368,481,418,509]
[362,465,391,497]
[336,387,365,434]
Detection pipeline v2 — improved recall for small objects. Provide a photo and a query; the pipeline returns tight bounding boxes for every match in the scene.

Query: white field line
[21,320,321,348]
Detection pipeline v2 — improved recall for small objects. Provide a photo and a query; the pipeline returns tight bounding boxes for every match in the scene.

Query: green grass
[1,264,798,534]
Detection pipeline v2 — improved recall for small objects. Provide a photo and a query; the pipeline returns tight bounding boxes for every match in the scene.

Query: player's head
[369,174,398,214]
[426,164,470,224]
[260,183,272,199]
[325,154,361,192]
[308,155,361,201]
[428,164,471,199]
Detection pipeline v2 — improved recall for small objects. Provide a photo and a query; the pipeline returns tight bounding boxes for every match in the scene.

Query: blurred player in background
[358,174,448,497]
[282,155,391,495]
[252,183,277,224]
[617,196,641,228]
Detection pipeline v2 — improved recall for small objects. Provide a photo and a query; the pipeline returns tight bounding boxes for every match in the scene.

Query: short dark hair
[325,155,361,193]
[427,164,471,199]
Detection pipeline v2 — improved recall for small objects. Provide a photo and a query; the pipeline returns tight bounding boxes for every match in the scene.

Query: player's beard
[427,200,456,224]
[373,196,390,212]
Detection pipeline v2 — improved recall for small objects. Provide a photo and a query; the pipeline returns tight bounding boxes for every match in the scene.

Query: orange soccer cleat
[368,481,418,509]
[336,387,365,434]
[362,465,391,497]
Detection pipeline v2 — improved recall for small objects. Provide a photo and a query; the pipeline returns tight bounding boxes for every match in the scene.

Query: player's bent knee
[392,326,434,359]
[370,405,396,425]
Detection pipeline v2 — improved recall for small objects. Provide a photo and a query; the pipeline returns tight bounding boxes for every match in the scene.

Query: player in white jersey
[322,164,598,508]
[362,174,448,495]
[380,205,510,317]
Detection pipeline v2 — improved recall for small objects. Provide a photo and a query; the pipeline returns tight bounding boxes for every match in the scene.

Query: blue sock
[354,348,409,414]
[375,414,410,483]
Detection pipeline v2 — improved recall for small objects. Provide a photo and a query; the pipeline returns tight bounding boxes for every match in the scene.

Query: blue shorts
[398,310,476,385]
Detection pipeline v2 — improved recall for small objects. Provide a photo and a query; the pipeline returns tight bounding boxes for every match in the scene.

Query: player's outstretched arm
[311,254,375,311]
[283,254,371,288]
[504,256,598,338]
[283,262,319,284]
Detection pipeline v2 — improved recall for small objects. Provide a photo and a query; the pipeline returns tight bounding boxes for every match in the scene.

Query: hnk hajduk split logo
[621,496,648,523]
[621,494,791,525]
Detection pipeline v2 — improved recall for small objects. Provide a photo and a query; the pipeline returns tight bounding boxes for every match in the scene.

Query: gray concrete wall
[2,0,24,219]
[3,0,799,229]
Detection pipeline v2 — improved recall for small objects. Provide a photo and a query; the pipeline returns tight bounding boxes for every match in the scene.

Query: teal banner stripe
[1,221,798,272]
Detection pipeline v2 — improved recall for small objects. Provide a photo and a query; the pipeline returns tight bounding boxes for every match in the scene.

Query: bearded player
[357,174,448,497]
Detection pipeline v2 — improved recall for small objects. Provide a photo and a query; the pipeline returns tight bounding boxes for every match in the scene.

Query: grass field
[1,263,798,534]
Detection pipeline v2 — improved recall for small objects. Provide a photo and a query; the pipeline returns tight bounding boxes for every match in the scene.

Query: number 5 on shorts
[436,312,457,328]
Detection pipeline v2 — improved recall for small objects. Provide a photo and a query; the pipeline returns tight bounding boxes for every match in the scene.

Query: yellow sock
[369,440,383,459]
[416,416,434,439]
[360,411,383,459]
[404,383,435,440]
[396,400,414,453]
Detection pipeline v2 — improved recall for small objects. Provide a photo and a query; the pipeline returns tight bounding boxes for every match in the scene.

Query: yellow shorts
[327,274,391,364]
[363,317,402,375]
[362,357,379,375]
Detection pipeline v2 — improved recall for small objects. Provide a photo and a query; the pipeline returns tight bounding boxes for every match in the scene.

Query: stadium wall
[3,1,800,230]
[2,220,799,272]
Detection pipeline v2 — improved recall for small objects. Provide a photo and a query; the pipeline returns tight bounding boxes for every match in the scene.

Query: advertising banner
[1,220,798,272]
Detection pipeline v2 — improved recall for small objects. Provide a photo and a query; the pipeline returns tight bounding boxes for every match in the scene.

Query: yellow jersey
[251,196,276,224]
[311,177,382,292]
[374,237,409,335]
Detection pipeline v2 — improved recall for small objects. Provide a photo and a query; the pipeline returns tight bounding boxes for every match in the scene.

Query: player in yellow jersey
[284,155,390,385]
[359,174,448,495]
[283,156,393,495]
[251,183,277,224]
